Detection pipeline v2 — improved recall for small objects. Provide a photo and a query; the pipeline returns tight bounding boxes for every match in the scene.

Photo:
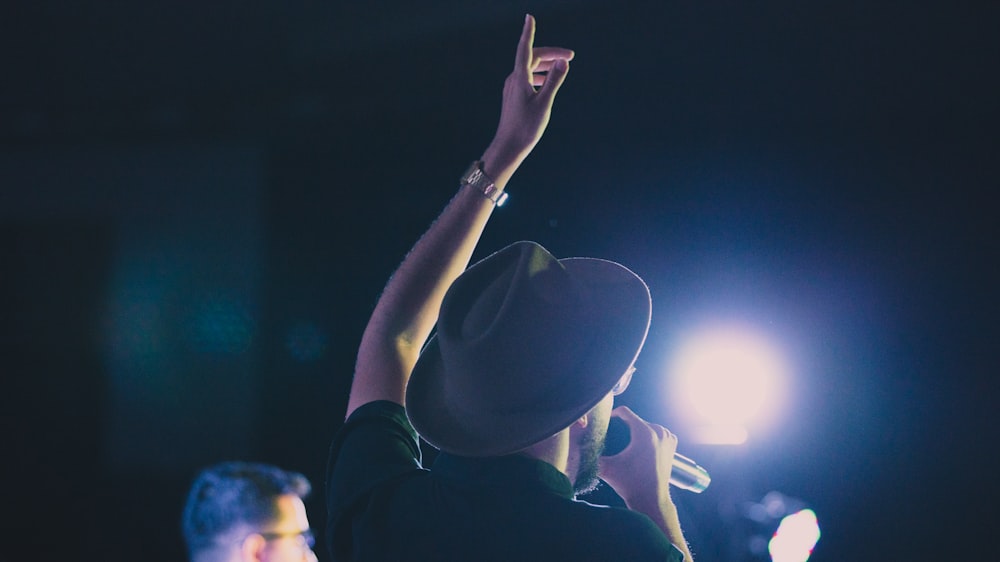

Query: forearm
[625,496,694,562]
[346,179,496,418]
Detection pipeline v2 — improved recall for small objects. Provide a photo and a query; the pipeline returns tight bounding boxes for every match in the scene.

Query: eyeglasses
[257,528,316,550]
[611,366,636,396]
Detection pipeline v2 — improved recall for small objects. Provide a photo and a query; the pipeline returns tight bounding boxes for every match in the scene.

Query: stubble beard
[573,412,609,496]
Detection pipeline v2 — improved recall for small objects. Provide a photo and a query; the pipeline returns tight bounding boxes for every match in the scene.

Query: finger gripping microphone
[602,417,711,493]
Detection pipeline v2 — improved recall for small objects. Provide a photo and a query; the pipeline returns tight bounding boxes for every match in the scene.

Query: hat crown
[438,243,587,412]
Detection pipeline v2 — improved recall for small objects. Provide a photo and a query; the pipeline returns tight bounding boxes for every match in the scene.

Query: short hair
[181,461,311,555]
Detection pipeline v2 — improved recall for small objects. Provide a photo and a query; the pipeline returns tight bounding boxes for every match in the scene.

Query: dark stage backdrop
[2,2,997,560]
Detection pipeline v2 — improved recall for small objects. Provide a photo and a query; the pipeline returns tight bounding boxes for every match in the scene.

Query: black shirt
[326,400,684,561]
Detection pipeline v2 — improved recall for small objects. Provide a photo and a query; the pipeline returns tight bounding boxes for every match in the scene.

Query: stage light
[667,322,789,444]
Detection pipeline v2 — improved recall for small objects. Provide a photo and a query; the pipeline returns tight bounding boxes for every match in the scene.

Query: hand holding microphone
[599,406,711,495]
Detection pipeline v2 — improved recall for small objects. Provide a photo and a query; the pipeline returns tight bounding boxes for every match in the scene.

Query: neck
[518,427,572,480]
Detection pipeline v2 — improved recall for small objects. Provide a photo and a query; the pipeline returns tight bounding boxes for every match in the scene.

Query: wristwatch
[460,161,508,207]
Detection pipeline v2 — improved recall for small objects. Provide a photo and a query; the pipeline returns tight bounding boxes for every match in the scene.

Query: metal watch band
[460,161,508,207]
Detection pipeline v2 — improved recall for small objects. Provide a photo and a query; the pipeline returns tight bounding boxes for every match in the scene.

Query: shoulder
[326,400,423,509]
[343,399,413,430]
[335,400,418,451]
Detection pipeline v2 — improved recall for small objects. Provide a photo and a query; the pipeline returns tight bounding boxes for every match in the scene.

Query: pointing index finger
[515,14,536,73]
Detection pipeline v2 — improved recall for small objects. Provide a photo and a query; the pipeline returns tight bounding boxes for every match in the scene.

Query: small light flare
[768,509,821,562]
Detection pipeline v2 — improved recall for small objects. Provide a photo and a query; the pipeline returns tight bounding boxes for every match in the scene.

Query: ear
[240,533,267,562]
[574,413,589,429]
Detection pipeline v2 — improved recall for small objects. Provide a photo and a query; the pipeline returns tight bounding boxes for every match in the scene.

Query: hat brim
[406,256,651,457]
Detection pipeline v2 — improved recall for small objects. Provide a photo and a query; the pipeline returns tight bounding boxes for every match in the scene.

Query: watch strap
[460,161,508,207]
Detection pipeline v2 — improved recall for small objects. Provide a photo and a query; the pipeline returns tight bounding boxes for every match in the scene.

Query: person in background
[182,461,317,562]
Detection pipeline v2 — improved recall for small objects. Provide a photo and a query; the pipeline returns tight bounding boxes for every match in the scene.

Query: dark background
[2,1,997,560]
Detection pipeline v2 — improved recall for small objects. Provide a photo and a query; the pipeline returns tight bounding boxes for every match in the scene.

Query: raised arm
[345,15,574,419]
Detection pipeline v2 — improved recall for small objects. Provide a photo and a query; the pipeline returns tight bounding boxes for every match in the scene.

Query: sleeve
[587,502,687,561]
[325,401,423,551]
[620,513,687,562]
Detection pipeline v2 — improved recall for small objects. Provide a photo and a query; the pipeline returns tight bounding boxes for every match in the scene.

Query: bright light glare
[669,324,788,440]
[769,509,821,562]
[690,424,749,445]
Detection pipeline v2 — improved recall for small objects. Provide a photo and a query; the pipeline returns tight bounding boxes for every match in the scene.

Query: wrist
[618,481,673,511]
[624,493,677,519]
[623,492,678,528]
[479,140,531,190]
[624,495,690,560]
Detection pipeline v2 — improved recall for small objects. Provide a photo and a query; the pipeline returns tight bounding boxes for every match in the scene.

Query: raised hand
[481,14,575,188]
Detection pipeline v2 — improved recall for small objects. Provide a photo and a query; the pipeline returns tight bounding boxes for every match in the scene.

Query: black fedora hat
[406,240,651,457]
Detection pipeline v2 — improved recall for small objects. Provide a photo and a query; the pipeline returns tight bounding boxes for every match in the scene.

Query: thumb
[538,58,570,103]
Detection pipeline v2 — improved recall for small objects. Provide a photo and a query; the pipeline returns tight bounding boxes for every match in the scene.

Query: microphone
[602,416,711,493]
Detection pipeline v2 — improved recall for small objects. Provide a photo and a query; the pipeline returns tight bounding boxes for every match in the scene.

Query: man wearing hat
[326,14,694,562]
